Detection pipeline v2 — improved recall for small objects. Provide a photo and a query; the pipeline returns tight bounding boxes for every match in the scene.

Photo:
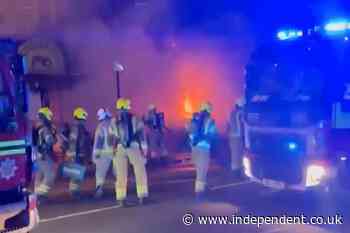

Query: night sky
[85,0,350,48]
[171,0,350,39]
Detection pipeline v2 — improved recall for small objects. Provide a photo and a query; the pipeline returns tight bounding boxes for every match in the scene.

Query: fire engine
[242,20,350,194]
[0,39,39,233]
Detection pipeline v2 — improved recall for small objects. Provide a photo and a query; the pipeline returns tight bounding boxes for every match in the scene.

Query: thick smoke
[44,0,253,131]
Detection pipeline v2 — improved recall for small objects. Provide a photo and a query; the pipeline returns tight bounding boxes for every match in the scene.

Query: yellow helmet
[38,107,53,121]
[73,107,88,120]
[116,98,131,110]
[199,101,213,113]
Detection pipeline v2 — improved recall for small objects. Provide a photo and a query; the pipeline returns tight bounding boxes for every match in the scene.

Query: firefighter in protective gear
[228,98,245,176]
[345,83,350,100]
[34,107,57,198]
[38,107,53,121]
[93,108,114,198]
[143,104,168,163]
[110,98,149,206]
[187,102,217,198]
[66,107,91,197]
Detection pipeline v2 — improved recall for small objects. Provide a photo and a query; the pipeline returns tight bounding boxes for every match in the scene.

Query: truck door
[0,69,14,131]
[0,60,29,191]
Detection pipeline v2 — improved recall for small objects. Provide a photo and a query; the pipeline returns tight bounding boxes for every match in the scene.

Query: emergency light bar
[277,19,350,40]
[277,30,303,40]
[324,21,350,32]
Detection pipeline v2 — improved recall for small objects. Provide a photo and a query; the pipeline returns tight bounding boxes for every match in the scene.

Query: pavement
[32,154,350,233]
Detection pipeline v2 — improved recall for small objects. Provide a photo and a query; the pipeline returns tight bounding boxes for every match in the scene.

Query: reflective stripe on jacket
[37,125,56,159]
[93,119,114,156]
[109,115,147,150]
[187,116,217,149]
[67,123,90,160]
[229,107,244,138]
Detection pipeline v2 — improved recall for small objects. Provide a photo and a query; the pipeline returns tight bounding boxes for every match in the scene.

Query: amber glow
[184,95,194,119]
[43,28,246,131]
[172,47,241,129]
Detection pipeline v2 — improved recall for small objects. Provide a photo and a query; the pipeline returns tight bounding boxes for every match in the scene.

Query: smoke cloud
[40,0,253,131]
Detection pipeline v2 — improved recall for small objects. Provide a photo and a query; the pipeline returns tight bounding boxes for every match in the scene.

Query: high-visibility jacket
[93,119,114,157]
[109,113,147,152]
[144,112,165,132]
[187,113,217,149]
[67,123,91,163]
[229,106,244,138]
[36,124,56,160]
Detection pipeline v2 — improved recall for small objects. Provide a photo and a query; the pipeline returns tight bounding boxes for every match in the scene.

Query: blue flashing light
[324,21,350,32]
[277,30,303,40]
[277,31,288,40]
[288,142,298,151]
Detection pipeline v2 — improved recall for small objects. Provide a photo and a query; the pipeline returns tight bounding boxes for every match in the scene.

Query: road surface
[33,161,348,233]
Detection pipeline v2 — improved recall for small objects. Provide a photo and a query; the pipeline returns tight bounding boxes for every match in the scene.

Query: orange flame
[184,95,193,118]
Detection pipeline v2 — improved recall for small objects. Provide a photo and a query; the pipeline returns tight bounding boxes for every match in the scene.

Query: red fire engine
[0,40,39,233]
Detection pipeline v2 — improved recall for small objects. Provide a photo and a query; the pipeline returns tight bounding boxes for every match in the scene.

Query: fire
[184,95,193,118]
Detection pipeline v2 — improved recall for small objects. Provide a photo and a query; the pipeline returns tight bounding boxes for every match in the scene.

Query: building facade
[0,0,61,38]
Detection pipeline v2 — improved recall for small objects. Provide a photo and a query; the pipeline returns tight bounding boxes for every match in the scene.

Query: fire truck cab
[242,22,350,193]
[0,39,39,233]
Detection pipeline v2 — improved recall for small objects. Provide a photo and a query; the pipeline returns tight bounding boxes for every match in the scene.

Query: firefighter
[345,83,350,100]
[66,107,91,198]
[143,104,168,164]
[187,102,217,199]
[228,98,245,177]
[110,98,149,206]
[34,107,57,199]
[93,108,114,198]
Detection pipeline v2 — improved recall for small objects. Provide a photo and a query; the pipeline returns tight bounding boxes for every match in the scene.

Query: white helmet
[148,104,156,111]
[235,97,246,107]
[97,108,108,121]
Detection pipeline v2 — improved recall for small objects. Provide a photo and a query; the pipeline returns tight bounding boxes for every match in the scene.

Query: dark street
[33,159,348,233]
